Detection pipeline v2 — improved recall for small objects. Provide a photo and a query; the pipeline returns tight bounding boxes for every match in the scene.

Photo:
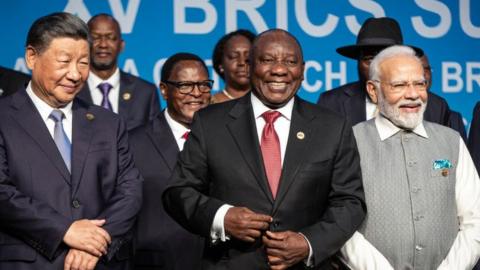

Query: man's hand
[64,248,99,270]
[224,207,272,242]
[63,219,111,257]
[263,230,310,270]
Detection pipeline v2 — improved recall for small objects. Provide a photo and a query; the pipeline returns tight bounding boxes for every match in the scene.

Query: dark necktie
[49,110,71,172]
[261,111,282,199]
[98,82,113,110]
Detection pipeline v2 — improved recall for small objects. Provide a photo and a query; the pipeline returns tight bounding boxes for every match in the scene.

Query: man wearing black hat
[317,17,456,131]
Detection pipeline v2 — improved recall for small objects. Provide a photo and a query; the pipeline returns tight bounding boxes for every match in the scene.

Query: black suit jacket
[163,94,366,269]
[0,66,30,97]
[129,112,203,270]
[468,102,480,171]
[0,89,143,269]
[77,71,160,130]
[317,81,462,134]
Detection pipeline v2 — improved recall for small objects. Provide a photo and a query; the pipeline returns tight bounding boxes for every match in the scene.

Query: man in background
[78,13,160,130]
[129,52,210,270]
[318,17,459,133]
[0,66,30,97]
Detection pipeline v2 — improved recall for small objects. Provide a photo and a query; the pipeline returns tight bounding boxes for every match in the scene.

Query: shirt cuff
[210,204,233,244]
[299,232,314,267]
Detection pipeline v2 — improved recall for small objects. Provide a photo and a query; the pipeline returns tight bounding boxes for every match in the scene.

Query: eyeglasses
[372,79,428,93]
[164,80,214,94]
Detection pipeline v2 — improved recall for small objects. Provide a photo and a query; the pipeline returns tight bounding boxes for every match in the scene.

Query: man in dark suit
[420,53,467,141]
[77,13,160,130]
[469,102,480,171]
[129,53,211,269]
[163,29,366,269]
[0,66,30,97]
[0,12,142,270]
[317,17,457,132]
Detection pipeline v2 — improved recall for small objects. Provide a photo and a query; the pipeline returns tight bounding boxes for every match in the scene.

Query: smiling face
[88,15,124,73]
[220,34,252,91]
[26,37,90,108]
[368,55,428,129]
[250,31,304,109]
[160,60,211,127]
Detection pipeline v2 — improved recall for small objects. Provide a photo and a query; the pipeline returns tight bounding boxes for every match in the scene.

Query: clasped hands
[225,207,310,270]
[62,219,111,270]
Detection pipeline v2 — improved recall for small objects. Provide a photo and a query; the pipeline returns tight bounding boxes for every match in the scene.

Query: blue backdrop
[1,0,479,128]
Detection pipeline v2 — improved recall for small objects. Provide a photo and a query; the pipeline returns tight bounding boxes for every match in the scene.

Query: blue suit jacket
[317,81,465,137]
[0,89,143,269]
[77,71,161,131]
[129,112,203,269]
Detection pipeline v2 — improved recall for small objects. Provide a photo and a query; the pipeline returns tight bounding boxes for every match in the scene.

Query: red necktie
[261,111,282,199]
[182,131,189,140]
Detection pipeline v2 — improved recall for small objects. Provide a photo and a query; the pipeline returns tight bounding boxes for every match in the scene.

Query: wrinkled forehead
[380,56,424,81]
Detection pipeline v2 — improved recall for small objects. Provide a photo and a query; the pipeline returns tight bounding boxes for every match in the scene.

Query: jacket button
[72,199,81,208]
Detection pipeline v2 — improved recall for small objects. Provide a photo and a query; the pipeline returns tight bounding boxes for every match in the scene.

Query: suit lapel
[343,82,367,125]
[11,90,71,184]
[118,72,133,118]
[77,83,94,104]
[71,100,94,194]
[273,98,314,212]
[146,112,179,171]
[227,96,274,204]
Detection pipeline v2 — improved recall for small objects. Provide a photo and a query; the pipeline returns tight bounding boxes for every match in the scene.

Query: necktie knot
[98,82,113,95]
[262,111,281,124]
[98,82,113,110]
[49,109,65,122]
[182,131,190,140]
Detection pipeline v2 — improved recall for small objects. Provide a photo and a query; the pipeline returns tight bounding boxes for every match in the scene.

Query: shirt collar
[251,93,294,121]
[88,68,120,90]
[164,109,190,140]
[26,82,73,122]
[375,113,428,141]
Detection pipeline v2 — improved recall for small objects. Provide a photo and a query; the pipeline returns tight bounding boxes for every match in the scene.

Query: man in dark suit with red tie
[163,29,366,269]
[129,53,211,270]
[77,13,160,130]
[0,12,142,269]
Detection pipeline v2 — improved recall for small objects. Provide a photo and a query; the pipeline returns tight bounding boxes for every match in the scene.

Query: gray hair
[369,45,420,81]
[26,12,90,54]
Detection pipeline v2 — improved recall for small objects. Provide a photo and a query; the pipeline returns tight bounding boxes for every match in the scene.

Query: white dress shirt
[164,109,190,151]
[26,83,73,142]
[210,95,313,266]
[341,114,480,270]
[87,68,120,113]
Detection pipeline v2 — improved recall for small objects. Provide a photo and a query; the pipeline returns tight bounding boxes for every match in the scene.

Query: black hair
[212,29,255,80]
[161,52,208,82]
[250,29,304,64]
[87,13,121,34]
[26,12,90,53]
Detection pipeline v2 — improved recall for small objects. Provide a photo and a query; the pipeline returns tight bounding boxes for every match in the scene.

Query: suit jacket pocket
[301,159,332,173]
[0,243,37,262]
[88,142,112,153]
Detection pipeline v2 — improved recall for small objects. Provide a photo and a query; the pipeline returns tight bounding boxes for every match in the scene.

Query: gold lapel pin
[296,131,305,140]
[441,169,449,177]
[86,113,95,121]
[123,92,131,101]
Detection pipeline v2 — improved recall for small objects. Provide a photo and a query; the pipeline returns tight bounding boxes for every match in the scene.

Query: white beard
[378,90,426,130]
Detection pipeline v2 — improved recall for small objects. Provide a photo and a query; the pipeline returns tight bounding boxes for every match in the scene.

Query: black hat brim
[337,44,424,59]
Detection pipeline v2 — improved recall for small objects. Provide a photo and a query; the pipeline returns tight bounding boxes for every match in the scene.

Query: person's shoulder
[320,81,360,98]
[424,120,460,138]
[297,97,348,124]
[120,71,157,91]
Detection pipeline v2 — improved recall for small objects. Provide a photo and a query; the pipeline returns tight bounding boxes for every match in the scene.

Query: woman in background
[211,29,255,104]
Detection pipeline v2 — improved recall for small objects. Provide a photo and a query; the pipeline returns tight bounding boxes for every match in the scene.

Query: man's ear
[159,82,168,100]
[25,46,38,70]
[366,80,378,104]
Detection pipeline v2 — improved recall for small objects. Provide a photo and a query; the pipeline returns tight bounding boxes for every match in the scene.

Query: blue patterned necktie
[49,110,71,172]
[98,82,113,110]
